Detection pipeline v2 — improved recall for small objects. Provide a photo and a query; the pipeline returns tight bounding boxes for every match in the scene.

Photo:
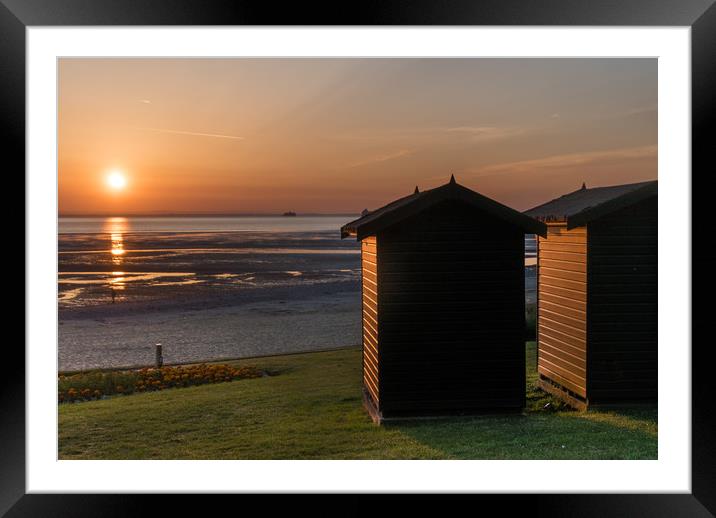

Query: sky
[58,58,657,215]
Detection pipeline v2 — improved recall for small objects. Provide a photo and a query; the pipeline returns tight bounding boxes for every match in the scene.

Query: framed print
[5,0,715,514]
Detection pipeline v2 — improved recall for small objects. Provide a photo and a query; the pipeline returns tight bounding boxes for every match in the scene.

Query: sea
[58,216,538,309]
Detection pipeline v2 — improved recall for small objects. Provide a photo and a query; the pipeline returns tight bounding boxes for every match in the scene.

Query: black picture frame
[5,0,715,515]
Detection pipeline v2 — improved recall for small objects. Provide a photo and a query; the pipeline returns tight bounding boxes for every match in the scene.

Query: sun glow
[106,170,127,191]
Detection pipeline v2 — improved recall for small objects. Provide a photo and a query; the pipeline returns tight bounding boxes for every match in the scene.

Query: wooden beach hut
[524,181,657,409]
[341,176,547,422]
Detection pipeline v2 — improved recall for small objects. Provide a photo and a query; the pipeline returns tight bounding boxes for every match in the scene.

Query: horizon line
[58,212,361,218]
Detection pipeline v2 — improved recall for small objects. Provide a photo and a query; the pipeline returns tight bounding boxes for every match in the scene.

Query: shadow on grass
[384,400,657,459]
[380,366,657,460]
[375,341,656,459]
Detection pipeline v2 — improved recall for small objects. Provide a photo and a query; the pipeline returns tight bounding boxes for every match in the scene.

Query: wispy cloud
[140,99,151,104]
[623,105,657,117]
[598,105,657,121]
[345,149,414,169]
[463,145,657,178]
[138,127,245,141]
[327,125,525,144]
[441,126,525,141]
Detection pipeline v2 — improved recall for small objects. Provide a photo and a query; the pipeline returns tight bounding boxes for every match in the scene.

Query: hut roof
[341,175,547,240]
[524,180,657,229]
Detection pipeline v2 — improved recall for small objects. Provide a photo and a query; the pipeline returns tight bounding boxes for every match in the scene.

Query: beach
[58,217,363,371]
[58,216,536,372]
[59,282,361,372]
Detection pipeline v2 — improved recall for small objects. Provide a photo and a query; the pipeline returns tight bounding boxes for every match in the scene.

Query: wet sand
[58,225,364,372]
[59,281,361,372]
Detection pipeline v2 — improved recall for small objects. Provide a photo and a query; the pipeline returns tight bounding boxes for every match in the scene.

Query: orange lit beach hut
[524,181,657,409]
[341,176,546,423]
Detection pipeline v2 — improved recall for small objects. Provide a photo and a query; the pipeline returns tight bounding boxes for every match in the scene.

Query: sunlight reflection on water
[103,217,130,266]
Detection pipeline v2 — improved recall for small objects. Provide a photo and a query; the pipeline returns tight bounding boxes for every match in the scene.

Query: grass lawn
[58,342,657,459]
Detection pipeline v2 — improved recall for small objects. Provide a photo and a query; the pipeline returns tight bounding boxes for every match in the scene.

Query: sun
[106,170,127,191]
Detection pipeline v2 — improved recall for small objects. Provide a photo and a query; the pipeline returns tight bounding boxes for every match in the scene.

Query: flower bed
[59,364,262,403]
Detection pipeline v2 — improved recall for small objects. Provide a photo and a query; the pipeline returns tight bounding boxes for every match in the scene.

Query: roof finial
[449,174,456,185]
[361,208,370,217]
[414,185,420,194]
[581,182,587,190]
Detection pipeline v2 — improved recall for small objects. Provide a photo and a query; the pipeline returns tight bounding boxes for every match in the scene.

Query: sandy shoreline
[59,281,361,372]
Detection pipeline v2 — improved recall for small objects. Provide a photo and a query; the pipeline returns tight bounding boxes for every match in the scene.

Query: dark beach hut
[524,181,657,410]
[341,176,546,422]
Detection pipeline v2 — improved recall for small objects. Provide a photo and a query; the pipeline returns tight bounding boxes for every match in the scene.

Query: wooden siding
[586,196,657,402]
[537,224,588,399]
[375,200,525,417]
[361,235,380,407]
